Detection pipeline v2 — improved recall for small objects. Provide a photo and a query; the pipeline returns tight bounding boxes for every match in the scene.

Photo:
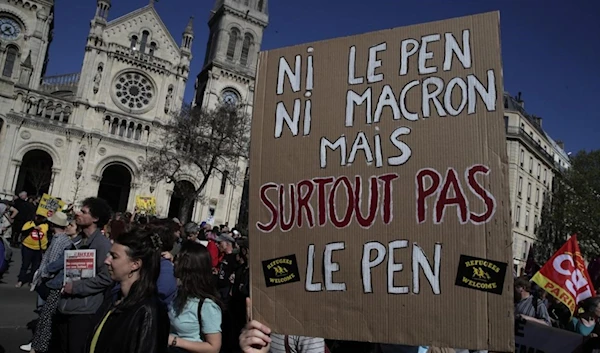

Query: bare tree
[71,176,87,206]
[142,103,251,222]
[26,161,52,196]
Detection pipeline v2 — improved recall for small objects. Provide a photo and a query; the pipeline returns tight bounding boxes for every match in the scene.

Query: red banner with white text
[531,235,596,314]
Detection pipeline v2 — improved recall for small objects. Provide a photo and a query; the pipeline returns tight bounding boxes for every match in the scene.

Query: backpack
[0,236,11,274]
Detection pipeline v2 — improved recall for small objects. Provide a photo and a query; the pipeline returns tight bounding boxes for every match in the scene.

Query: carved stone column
[48,167,60,195]
[9,160,21,193]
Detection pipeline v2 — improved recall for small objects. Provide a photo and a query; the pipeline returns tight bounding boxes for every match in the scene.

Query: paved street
[0,239,38,353]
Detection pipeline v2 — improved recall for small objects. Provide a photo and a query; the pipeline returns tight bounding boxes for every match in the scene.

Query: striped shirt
[269,334,326,353]
[515,295,551,325]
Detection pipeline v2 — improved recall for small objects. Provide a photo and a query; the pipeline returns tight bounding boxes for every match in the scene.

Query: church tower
[191,0,268,226]
[193,0,268,109]
[0,0,55,89]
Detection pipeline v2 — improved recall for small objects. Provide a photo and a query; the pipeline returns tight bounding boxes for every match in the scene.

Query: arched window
[2,46,18,77]
[257,0,264,11]
[220,171,229,195]
[149,42,157,56]
[240,33,253,66]
[140,30,149,53]
[226,28,240,60]
[130,35,138,50]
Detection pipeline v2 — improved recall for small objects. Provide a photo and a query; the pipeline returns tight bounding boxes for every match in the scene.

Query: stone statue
[93,64,103,94]
[164,85,173,114]
[77,149,86,172]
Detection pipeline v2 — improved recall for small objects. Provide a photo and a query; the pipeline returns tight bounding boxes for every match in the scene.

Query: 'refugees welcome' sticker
[455,254,508,295]
[262,254,301,288]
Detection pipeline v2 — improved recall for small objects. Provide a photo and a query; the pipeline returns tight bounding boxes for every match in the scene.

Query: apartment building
[504,92,571,273]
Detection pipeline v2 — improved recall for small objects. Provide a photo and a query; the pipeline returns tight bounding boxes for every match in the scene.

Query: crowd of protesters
[2,191,600,353]
[514,274,600,338]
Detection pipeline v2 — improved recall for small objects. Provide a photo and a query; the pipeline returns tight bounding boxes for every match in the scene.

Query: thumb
[246,297,252,323]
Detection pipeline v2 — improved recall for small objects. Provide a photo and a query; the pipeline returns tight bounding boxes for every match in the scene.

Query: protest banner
[249,11,513,350]
[532,235,596,315]
[515,318,585,353]
[64,249,96,283]
[36,193,66,217]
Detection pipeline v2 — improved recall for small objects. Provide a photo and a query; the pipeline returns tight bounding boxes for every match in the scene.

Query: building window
[257,0,264,11]
[516,205,521,227]
[543,169,547,184]
[537,163,541,179]
[140,30,149,53]
[130,35,138,50]
[534,215,538,232]
[529,157,533,173]
[220,171,229,195]
[2,46,18,77]
[240,33,253,66]
[227,28,240,60]
[520,149,524,167]
[518,177,523,197]
[523,240,528,259]
[149,42,157,56]
[525,210,530,231]
[527,183,531,202]
[536,188,540,207]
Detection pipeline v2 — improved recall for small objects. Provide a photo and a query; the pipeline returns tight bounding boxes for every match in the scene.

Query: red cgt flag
[532,235,596,315]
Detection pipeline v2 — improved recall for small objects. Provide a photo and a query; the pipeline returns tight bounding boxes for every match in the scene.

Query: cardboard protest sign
[36,193,66,217]
[135,195,157,215]
[532,235,596,314]
[514,318,585,353]
[249,11,513,350]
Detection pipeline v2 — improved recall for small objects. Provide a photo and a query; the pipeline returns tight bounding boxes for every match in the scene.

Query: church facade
[0,0,268,226]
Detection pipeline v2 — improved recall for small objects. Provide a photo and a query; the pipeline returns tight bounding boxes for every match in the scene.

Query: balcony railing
[506,125,566,173]
[40,72,80,93]
[110,43,172,70]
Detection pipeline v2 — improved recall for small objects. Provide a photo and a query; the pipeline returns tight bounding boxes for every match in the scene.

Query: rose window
[114,72,154,110]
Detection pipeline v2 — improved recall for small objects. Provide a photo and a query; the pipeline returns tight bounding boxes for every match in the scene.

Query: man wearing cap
[215,232,236,300]
[28,212,79,353]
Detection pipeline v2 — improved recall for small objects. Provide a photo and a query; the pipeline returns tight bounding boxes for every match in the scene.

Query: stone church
[0,0,268,226]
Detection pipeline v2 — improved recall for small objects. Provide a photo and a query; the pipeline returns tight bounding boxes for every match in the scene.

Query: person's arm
[47,253,65,274]
[9,207,18,219]
[169,299,222,353]
[239,320,271,353]
[156,261,177,304]
[130,305,165,353]
[535,300,552,326]
[207,242,219,268]
[169,333,221,353]
[518,314,549,326]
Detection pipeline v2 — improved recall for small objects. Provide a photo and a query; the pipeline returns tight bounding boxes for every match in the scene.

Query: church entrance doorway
[15,149,54,197]
[98,164,132,212]
[168,180,196,222]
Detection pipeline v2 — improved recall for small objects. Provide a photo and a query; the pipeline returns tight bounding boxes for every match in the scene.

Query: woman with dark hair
[168,241,222,353]
[568,296,600,336]
[148,218,178,306]
[85,228,169,353]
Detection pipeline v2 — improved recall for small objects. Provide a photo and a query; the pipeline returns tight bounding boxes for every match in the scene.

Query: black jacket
[86,287,170,353]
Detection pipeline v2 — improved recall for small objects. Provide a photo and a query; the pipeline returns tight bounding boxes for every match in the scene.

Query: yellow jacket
[21,221,49,251]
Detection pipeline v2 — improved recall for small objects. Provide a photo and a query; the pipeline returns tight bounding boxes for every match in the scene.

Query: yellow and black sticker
[454,254,507,295]
[262,254,301,288]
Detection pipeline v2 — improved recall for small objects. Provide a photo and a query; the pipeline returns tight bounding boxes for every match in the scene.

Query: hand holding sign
[239,298,271,353]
